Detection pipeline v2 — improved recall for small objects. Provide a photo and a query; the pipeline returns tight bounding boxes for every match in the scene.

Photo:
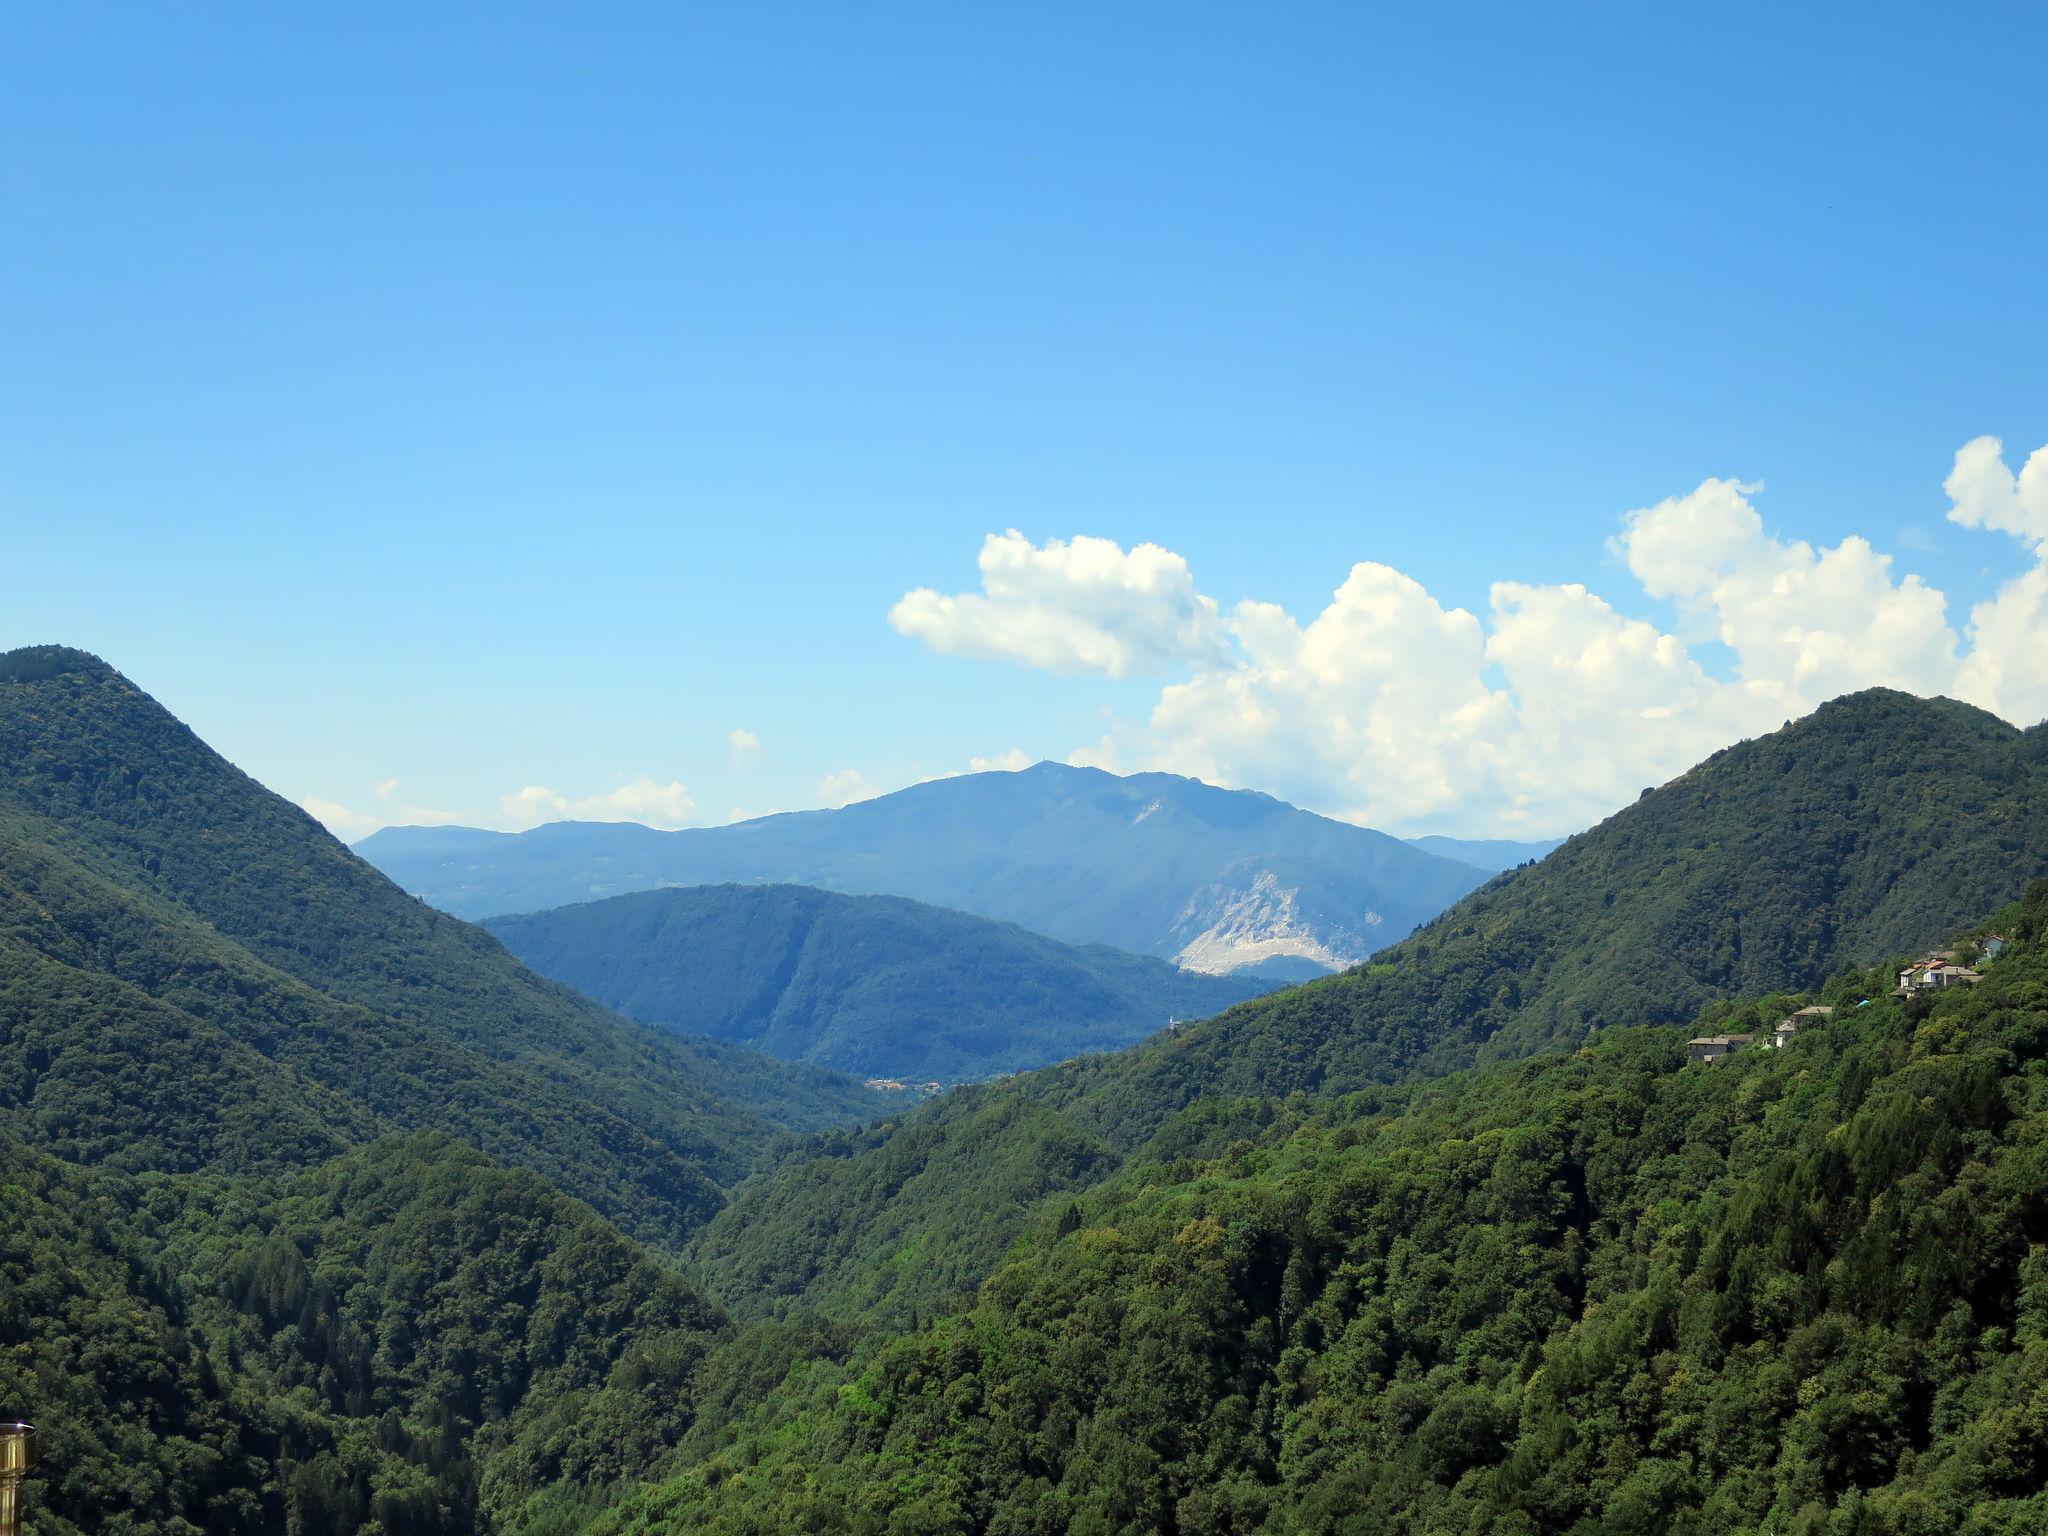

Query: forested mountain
[359,762,1492,974]
[485,883,1276,1081]
[0,645,895,1248]
[1065,689,2048,1123]
[13,657,2048,1536]
[596,881,2048,1535]
[0,645,921,1531]
[688,689,2048,1328]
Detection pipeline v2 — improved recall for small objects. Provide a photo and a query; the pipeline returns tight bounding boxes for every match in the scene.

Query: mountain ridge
[359,760,1493,974]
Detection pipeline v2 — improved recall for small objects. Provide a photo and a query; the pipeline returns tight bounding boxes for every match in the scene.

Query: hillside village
[1686,931,2009,1064]
[862,1075,945,1096]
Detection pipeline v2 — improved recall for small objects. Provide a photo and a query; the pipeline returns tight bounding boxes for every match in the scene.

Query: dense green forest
[595,882,2048,1535]
[485,884,1275,1081]
[0,1122,734,1535]
[10,645,2048,1534]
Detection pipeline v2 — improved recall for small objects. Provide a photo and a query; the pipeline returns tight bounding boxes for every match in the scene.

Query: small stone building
[1687,1033,1754,1064]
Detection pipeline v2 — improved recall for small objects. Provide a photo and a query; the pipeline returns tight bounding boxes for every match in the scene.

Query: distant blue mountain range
[360,762,1545,974]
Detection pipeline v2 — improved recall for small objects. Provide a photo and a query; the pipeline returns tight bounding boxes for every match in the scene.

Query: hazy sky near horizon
[6,3,2048,839]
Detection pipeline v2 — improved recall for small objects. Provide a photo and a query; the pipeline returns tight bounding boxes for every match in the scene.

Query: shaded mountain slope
[689,1089,1124,1325]
[360,762,1492,974]
[0,646,895,1248]
[484,883,1276,1081]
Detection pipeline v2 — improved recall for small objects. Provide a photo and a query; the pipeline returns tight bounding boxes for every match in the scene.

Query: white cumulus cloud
[893,436,2048,836]
[728,728,761,767]
[1946,434,2048,550]
[1067,736,1123,771]
[1612,478,1957,701]
[304,774,700,838]
[888,530,1230,678]
[1946,435,2048,721]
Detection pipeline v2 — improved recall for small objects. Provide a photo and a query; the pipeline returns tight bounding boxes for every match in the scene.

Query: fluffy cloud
[1946,434,2048,550]
[498,777,698,831]
[728,728,761,767]
[1613,478,1957,701]
[913,748,1042,789]
[888,530,1229,678]
[895,436,2048,835]
[1947,436,2048,721]
[1954,559,2048,723]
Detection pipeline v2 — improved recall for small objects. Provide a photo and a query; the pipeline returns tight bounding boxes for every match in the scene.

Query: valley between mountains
[5,643,2048,1535]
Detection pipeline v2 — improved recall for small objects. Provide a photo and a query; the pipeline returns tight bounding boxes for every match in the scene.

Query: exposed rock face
[1170,868,1382,974]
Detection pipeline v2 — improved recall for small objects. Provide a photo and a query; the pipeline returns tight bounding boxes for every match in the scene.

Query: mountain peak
[0,644,123,685]
[1764,688,2021,751]
[361,759,1494,966]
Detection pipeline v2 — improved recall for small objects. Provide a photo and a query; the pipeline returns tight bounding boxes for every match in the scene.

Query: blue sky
[5,3,2047,837]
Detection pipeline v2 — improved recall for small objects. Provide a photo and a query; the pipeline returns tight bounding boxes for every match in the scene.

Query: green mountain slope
[0,645,895,1248]
[597,882,2048,1536]
[484,883,1276,1082]
[691,689,2048,1325]
[1083,689,2048,1120]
